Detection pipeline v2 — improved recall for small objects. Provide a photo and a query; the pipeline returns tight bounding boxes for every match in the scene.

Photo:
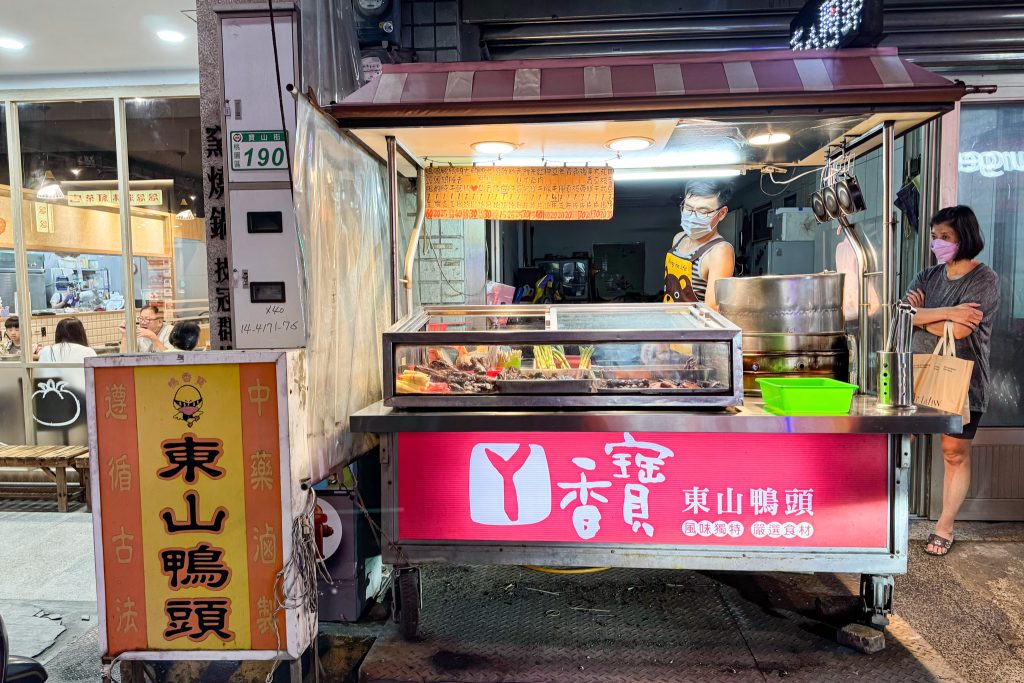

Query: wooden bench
[0,445,91,512]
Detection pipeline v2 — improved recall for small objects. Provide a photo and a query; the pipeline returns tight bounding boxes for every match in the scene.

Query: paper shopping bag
[913,322,973,422]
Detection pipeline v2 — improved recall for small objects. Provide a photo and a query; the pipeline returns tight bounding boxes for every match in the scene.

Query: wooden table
[0,445,91,512]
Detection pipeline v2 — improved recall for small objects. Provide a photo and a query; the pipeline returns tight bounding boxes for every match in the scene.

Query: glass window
[125,97,209,352]
[958,103,1024,427]
[17,100,122,444]
[1,106,22,364]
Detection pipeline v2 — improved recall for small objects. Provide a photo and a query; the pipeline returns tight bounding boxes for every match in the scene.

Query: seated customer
[2,316,42,360]
[1,316,21,357]
[36,317,97,395]
[38,318,97,364]
[120,305,172,352]
[166,321,201,351]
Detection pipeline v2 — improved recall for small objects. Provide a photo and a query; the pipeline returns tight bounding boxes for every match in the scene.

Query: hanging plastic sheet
[298,0,362,105]
[293,97,390,474]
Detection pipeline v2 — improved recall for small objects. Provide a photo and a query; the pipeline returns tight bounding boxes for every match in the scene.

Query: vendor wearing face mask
[664,180,736,311]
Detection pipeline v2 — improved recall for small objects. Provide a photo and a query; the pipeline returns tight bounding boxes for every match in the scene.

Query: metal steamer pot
[715,273,855,393]
[715,273,845,333]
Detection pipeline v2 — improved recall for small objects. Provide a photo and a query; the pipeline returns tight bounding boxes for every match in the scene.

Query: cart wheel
[394,567,421,641]
[859,573,894,631]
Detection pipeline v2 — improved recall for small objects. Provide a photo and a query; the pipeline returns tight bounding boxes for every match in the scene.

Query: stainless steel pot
[715,273,845,334]
[741,332,855,393]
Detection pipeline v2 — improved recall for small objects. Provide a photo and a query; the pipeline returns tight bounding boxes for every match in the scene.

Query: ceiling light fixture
[606,137,653,152]
[36,171,64,201]
[472,141,517,155]
[175,198,195,220]
[70,168,82,177]
[157,30,186,43]
[614,168,743,182]
[749,132,792,146]
[0,37,25,51]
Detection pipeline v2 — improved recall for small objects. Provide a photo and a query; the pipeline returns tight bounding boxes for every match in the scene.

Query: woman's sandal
[925,533,954,556]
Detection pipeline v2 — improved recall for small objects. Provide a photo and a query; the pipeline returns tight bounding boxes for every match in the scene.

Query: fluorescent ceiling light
[614,168,742,181]
[157,30,186,43]
[175,198,195,220]
[612,148,742,169]
[606,137,653,152]
[749,132,792,146]
[36,171,64,200]
[0,37,25,50]
[472,141,517,155]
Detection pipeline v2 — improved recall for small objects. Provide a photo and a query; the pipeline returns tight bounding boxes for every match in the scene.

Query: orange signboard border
[87,353,304,662]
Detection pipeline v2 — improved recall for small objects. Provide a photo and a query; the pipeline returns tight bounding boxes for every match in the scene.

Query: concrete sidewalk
[2,508,1023,682]
[900,520,1024,683]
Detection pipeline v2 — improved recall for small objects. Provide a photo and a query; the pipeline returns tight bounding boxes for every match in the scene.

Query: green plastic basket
[756,377,859,415]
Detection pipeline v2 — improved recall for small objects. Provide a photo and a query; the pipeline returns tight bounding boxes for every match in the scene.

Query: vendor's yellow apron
[663,236,725,304]
[663,251,698,303]
[663,237,725,356]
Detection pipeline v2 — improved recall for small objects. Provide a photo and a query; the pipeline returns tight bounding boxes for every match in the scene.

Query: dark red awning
[330,48,965,127]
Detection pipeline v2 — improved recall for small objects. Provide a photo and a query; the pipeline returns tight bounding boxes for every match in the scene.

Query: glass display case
[383,303,743,408]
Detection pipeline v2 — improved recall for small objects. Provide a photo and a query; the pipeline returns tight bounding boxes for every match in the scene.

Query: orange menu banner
[424,165,614,221]
[92,362,285,656]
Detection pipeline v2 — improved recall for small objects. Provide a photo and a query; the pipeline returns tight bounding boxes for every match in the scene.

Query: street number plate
[230,130,288,171]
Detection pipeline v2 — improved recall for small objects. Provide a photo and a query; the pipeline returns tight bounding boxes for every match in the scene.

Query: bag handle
[930,321,958,357]
[933,323,962,360]
[931,326,948,356]
[944,321,958,358]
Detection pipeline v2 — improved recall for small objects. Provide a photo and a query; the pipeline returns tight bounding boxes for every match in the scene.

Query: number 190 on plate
[230,130,288,171]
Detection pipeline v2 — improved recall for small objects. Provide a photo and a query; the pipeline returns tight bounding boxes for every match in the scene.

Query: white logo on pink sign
[469,444,551,526]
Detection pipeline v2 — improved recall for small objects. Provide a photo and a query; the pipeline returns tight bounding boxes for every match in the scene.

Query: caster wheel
[394,567,421,641]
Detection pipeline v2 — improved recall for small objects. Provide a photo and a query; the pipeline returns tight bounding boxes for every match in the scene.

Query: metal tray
[597,366,715,382]
[596,381,726,395]
[495,378,596,394]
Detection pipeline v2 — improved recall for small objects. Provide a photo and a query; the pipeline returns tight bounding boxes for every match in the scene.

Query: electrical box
[221,15,297,185]
[219,10,306,349]
[353,0,402,46]
[229,188,306,348]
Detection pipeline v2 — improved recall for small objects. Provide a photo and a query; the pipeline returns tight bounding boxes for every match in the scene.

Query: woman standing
[906,206,1000,556]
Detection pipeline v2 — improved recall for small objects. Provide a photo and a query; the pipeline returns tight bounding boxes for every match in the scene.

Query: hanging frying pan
[822,186,841,219]
[810,191,830,223]
[835,174,867,215]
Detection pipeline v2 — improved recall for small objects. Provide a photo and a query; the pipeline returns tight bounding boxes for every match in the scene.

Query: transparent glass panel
[0,106,23,362]
[0,366,27,443]
[419,311,547,332]
[958,103,1024,427]
[551,305,716,331]
[28,365,88,445]
[17,100,125,367]
[125,97,209,351]
[393,341,731,396]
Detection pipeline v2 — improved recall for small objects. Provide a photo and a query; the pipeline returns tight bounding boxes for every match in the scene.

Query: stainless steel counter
[351,396,960,435]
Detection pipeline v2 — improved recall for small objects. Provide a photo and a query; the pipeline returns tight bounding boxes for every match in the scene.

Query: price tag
[230,130,288,171]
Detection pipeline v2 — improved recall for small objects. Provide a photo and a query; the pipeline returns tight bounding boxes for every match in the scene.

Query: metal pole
[5,101,37,443]
[881,121,896,346]
[919,119,941,268]
[114,98,137,352]
[402,170,426,317]
[386,135,400,324]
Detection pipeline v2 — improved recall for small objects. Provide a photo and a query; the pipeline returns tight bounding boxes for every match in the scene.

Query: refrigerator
[0,251,47,313]
[749,240,816,276]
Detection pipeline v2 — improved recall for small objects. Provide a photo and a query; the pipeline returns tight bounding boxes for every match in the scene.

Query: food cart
[327,47,967,639]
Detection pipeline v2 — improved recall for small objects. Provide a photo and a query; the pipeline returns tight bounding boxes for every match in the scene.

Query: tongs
[885,300,917,354]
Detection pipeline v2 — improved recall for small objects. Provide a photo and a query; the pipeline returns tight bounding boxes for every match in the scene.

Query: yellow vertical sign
[135,364,252,650]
